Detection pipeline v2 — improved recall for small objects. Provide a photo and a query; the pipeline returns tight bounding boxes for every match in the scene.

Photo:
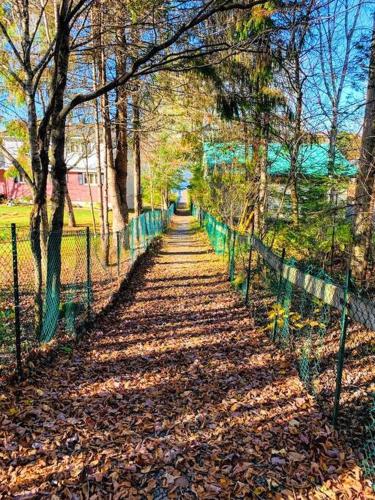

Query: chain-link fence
[0,204,175,381]
[192,204,374,488]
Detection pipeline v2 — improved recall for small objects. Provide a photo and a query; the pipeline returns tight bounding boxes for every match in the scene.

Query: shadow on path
[0,213,371,498]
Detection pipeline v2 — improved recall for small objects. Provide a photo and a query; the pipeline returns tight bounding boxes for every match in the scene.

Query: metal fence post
[333,268,351,426]
[272,248,286,341]
[11,224,23,381]
[245,220,255,305]
[86,227,92,322]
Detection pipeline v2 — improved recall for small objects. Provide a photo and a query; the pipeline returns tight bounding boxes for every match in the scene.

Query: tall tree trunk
[65,186,76,227]
[290,143,300,226]
[27,89,47,337]
[290,61,303,226]
[133,87,142,216]
[257,110,269,235]
[92,1,110,262]
[258,139,268,235]
[85,148,97,235]
[351,19,375,282]
[40,10,70,341]
[93,60,105,240]
[30,188,45,338]
[100,135,110,264]
[97,28,112,262]
[101,97,112,259]
[42,117,68,341]
[252,128,269,234]
[328,104,339,204]
[244,120,250,182]
[162,186,169,210]
[112,32,129,232]
[150,171,154,210]
[41,203,49,254]
[328,106,338,174]
[252,139,260,233]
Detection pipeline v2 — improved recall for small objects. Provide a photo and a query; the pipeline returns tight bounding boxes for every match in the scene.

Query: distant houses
[0,135,136,209]
[202,141,358,220]
[203,142,357,178]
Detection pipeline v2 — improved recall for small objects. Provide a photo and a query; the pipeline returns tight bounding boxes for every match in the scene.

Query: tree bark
[30,191,45,338]
[97,20,112,262]
[351,18,375,282]
[328,104,339,204]
[289,56,303,226]
[65,187,76,227]
[85,147,97,235]
[328,105,338,174]
[92,55,105,240]
[26,89,48,337]
[244,121,250,182]
[289,170,300,226]
[40,7,71,341]
[162,186,169,210]
[258,139,268,235]
[42,117,68,341]
[133,86,142,216]
[112,31,129,232]
[252,126,269,234]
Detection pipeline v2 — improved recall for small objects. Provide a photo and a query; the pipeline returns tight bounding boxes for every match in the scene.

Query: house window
[78,172,97,185]
[15,173,26,184]
[69,141,83,154]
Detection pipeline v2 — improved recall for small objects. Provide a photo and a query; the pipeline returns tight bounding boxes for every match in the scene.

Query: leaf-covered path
[0,213,372,498]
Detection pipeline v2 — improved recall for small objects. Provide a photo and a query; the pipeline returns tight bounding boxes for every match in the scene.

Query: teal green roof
[203,142,357,177]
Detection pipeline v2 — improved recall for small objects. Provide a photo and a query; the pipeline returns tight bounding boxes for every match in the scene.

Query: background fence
[192,204,374,487]
[0,204,175,380]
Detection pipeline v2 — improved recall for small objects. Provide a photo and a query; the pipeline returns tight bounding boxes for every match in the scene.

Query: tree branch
[0,142,34,188]
[61,0,264,118]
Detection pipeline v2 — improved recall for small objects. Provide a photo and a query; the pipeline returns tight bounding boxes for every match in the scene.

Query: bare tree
[278,0,316,225]
[0,0,266,338]
[132,82,142,216]
[317,0,363,198]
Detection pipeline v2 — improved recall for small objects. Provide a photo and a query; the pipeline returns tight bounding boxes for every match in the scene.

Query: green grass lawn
[0,203,113,230]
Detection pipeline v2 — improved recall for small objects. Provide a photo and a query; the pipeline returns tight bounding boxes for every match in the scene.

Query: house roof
[0,135,139,174]
[203,142,357,177]
[0,136,102,173]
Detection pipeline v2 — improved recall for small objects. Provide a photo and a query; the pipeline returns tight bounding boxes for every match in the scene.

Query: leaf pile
[0,216,372,498]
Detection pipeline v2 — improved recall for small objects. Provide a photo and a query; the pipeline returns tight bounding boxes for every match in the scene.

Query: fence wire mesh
[0,205,174,380]
[193,204,374,488]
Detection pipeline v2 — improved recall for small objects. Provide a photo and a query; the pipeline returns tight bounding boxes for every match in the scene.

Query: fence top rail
[0,205,175,242]
[194,204,375,331]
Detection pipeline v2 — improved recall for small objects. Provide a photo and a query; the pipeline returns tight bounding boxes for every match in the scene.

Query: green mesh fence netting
[0,205,175,376]
[193,204,374,489]
[0,227,17,372]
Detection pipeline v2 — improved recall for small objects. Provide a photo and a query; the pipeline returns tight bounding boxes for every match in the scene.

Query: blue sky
[1,1,374,138]
[302,1,374,134]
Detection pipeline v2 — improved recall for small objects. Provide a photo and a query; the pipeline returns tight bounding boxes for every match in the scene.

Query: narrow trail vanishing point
[0,210,372,498]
